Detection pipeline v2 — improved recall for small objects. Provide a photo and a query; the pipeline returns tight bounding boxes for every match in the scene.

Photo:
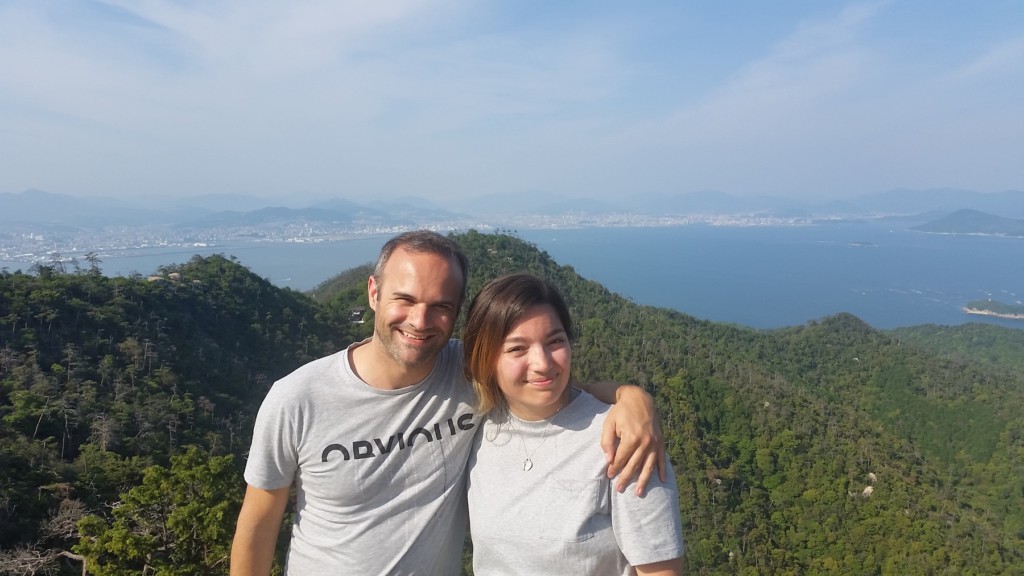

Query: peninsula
[963,299,1024,321]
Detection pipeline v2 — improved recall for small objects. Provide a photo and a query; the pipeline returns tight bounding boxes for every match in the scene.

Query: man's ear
[367,276,379,312]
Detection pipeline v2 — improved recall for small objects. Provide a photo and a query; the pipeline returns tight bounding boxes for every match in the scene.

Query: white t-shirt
[244,339,479,575]
[467,390,684,575]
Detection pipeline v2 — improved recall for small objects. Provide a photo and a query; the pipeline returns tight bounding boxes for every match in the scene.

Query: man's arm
[582,382,667,495]
[230,485,290,576]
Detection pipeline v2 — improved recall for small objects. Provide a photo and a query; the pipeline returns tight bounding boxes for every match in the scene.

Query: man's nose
[406,303,429,328]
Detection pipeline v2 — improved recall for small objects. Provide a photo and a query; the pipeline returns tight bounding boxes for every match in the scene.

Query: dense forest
[1,231,1022,575]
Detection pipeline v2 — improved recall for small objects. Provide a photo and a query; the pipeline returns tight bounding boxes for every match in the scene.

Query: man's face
[367,247,463,374]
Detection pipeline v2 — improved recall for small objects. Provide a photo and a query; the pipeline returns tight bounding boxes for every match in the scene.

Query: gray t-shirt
[244,339,479,575]
[467,390,684,575]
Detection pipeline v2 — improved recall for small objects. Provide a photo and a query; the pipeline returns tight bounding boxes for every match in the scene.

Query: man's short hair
[373,230,470,305]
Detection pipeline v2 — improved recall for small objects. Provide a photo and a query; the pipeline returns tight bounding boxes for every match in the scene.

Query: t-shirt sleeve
[243,381,301,490]
[611,459,686,567]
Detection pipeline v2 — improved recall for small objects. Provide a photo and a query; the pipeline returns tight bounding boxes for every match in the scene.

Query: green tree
[75,446,243,576]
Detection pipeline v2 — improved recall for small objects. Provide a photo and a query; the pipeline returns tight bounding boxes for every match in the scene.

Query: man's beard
[376,322,451,369]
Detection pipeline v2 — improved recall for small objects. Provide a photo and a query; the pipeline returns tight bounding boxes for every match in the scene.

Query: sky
[1,0,1022,205]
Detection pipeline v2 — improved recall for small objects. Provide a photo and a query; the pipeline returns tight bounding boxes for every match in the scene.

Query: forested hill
[2,232,1022,574]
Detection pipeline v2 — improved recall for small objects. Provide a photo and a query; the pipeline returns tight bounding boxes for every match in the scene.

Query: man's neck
[349,339,437,390]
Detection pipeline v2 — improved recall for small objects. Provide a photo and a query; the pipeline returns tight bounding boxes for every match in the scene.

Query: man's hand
[600,385,666,495]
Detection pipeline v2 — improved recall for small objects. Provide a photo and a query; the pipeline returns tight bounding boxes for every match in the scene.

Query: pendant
[523,458,533,471]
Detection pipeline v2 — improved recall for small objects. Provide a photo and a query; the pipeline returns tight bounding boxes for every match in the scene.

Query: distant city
[2,187,1023,268]
[0,214,830,269]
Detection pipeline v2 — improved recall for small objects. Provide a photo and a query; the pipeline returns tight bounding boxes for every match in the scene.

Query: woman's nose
[529,345,553,369]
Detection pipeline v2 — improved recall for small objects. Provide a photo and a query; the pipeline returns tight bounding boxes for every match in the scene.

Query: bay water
[4,222,1021,330]
[518,222,1022,330]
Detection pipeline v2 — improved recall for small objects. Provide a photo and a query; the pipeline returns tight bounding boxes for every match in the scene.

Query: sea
[3,221,1022,331]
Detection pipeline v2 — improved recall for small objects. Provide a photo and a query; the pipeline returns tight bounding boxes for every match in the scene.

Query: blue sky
[1,0,1021,204]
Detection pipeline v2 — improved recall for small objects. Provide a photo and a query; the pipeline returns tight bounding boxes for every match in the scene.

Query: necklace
[506,395,567,472]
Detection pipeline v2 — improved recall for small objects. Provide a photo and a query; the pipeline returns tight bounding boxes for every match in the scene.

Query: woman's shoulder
[561,388,611,430]
[572,388,612,412]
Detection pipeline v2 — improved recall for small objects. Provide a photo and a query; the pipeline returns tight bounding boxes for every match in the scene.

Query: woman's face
[495,304,572,421]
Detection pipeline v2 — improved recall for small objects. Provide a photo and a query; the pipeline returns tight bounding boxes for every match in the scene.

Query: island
[913,209,1024,237]
[963,299,1024,321]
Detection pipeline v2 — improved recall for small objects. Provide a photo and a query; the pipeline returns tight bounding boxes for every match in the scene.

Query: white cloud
[950,36,1024,83]
[565,2,1024,199]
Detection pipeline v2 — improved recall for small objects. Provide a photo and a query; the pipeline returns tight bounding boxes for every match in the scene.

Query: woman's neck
[507,387,574,421]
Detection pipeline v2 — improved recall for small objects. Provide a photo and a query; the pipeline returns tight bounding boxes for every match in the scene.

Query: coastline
[963,307,1024,321]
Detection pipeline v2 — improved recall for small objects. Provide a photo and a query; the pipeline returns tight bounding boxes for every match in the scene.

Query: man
[231,230,662,575]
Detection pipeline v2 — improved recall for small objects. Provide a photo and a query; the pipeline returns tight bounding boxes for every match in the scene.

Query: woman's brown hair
[462,273,574,414]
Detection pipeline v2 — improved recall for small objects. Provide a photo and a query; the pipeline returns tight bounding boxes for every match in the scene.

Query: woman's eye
[548,336,568,346]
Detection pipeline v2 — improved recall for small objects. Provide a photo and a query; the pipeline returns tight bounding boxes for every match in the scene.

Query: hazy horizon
[2,1,1022,204]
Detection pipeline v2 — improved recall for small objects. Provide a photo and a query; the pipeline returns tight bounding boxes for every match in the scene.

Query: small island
[963,299,1024,321]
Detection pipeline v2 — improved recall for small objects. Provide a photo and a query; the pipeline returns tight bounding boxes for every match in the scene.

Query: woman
[463,273,684,575]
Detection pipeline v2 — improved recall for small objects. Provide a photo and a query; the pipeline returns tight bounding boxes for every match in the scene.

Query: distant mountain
[0,189,161,226]
[0,190,438,231]
[308,197,385,215]
[535,197,625,214]
[630,191,811,215]
[911,208,1024,237]
[624,188,1024,220]
[164,193,296,212]
[456,189,622,216]
[182,207,357,228]
[309,196,470,224]
[849,188,1024,218]
[7,187,1024,233]
[365,195,448,211]
[365,198,468,222]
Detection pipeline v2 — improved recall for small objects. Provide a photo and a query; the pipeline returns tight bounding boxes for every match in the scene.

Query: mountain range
[3,187,1024,230]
